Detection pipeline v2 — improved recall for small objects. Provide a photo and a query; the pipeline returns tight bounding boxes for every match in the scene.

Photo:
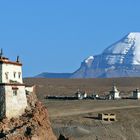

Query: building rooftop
[0,49,22,66]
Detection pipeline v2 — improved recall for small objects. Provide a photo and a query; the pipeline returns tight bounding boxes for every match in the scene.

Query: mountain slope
[36,72,72,78]
[35,32,140,78]
[72,32,140,78]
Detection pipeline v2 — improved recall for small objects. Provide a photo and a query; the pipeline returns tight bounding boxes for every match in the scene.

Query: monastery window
[13,90,17,96]
[12,87,18,96]
[5,72,9,80]
[18,72,21,79]
[13,72,16,78]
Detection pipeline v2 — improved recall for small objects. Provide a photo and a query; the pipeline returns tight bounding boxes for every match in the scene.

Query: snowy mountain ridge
[72,32,140,78]
[84,56,94,67]
[102,32,140,65]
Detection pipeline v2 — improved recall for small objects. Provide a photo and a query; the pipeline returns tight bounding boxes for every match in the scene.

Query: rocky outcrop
[0,92,57,140]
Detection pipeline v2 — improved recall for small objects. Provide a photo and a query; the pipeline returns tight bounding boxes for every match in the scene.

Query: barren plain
[24,78,140,140]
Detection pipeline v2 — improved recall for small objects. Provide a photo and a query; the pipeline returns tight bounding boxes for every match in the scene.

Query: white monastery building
[75,89,87,100]
[0,50,28,119]
[108,84,120,100]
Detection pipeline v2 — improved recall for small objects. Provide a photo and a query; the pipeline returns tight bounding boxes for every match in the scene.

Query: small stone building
[98,113,116,121]
[75,89,87,100]
[0,50,29,119]
[133,88,140,99]
[91,94,99,99]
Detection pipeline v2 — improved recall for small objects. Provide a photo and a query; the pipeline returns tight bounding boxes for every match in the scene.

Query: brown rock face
[0,94,57,140]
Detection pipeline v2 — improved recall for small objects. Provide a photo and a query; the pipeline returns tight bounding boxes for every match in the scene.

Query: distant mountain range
[35,72,72,78]
[36,32,140,78]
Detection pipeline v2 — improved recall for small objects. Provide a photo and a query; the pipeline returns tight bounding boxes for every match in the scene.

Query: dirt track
[44,100,140,140]
[50,105,140,117]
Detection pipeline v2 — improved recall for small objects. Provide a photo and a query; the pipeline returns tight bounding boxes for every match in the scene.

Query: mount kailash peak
[37,32,140,78]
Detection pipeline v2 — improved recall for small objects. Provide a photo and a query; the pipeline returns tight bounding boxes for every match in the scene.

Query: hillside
[36,73,72,78]
[24,77,140,101]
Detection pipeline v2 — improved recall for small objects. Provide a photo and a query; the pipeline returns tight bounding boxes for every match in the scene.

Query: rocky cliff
[0,91,57,140]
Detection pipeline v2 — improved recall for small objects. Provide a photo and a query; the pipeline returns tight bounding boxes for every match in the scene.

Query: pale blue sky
[0,0,140,77]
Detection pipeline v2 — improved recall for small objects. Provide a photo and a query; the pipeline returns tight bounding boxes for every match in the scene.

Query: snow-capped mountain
[72,32,140,78]
[36,32,140,79]
[84,56,94,68]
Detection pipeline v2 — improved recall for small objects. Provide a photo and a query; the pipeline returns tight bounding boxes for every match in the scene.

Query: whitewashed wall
[114,92,120,99]
[137,93,140,98]
[25,86,34,93]
[133,92,140,99]
[5,85,27,118]
[2,63,23,83]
